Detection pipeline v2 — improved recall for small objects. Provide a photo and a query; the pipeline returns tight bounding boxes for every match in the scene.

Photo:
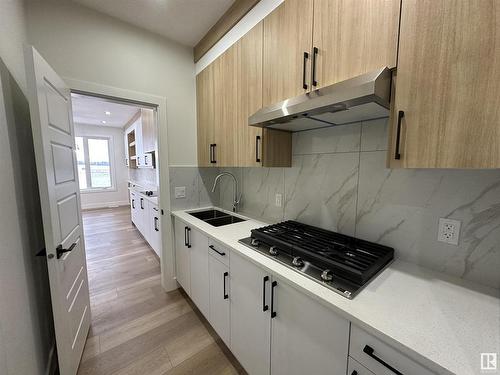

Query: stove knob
[251,238,260,246]
[292,256,304,267]
[320,269,334,282]
[269,246,279,256]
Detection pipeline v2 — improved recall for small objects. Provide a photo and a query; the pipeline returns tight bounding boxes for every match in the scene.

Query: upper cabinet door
[196,64,215,167]
[390,0,500,168]
[312,0,400,89]
[141,108,156,153]
[214,44,239,167]
[263,0,314,106]
[237,22,264,167]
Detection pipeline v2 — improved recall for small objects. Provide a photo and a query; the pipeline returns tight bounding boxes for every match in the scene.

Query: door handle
[56,243,76,259]
[255,135,261,163]
[223,271,229,299]
[363,345,404,375]
[154,217,159,231]
[209,244,225,256]
[270,280,277,318]
[311,47,318,87]
[394,110,404,160]
[302,52,309,90]
[262,276,269,311]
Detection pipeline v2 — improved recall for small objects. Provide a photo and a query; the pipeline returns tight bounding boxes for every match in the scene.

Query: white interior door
[25,46,90,375]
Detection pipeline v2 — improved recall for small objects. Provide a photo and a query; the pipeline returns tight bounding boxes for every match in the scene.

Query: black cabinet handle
[56,242,76,259]
[212,144,217,164]
[140,198,144,209]
[187,227,192,248]
[223,271,229,299]
[363,345,404,375]
[311,47,318,87]
[302,52,309,90]
[154,217,159,231]
[262,276,269,311]
[351,372,358,375]
[394,110,404,160]
[270,280,277,318]
[209,144,216,164]
[209,245,225,256]
[255,135,261,163]
[184,226,188,247]
[132,199,135,209]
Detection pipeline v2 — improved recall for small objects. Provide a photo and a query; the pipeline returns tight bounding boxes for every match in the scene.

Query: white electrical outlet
[275,193,283,207]
[174,186,186,199]
[437,218,461,245]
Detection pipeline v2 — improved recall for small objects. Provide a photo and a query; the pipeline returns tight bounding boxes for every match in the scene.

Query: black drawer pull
[302,52,309,90]
[140,197,144,209]
[187,227,191,248]
[184,226,188,247]
[270,280,277,318]
[223,272,229,299]
[131,199,135,209]
[211,144,217,164]
[311,46,318,87]
[255,135,261,163]
[154,217,159,231]
[209,245,225,256]
[394,110,404,160]
[262,276,269,311]
[363,345,404,375]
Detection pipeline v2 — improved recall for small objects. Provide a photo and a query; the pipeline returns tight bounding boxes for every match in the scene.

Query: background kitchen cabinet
[130,191,138,224]
[262,0,314,106]
[188,227,210,318]
[312,0,399,89]
[389,0,500,168]
[141,108,156,153]
[174,219,191,295]
[208,255,230,347]
[148,203,161,258]
[230,252,271,375]
[196,64,215,167]
[270,276,349,375]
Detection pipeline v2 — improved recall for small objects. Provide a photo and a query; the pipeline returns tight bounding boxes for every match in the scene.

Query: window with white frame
[75,136,114,191]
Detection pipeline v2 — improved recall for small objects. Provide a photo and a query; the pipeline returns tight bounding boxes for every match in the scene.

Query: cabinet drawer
[348,357,375,375]
[350,325,435,375]
[208,239,229,266]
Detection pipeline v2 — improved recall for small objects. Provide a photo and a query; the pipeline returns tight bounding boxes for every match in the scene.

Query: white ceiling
[71,0,236,46]
[71,93,141,128]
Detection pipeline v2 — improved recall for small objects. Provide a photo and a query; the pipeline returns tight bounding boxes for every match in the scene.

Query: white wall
[75,124,130,209]
[26,0,198,166]
[0,1,55,374]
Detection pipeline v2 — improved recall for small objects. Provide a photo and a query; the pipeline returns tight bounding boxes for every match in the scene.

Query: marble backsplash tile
[169,167,220,211]
[128,167,157,189]
[172,118,500,289]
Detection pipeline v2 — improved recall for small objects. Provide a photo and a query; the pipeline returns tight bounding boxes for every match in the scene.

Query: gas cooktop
[239,221,394,299]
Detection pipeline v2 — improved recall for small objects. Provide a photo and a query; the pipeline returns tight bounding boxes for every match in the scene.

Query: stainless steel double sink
[188,209,246,227]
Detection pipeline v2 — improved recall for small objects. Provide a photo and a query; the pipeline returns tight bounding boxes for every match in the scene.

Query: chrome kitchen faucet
[211,172,241,212]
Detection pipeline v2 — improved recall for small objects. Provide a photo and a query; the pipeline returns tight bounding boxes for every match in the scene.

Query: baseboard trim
[45,342,57,375]
[81,200,129,211]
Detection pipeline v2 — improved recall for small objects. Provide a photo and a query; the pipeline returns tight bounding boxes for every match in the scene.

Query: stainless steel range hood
[249,67,392,132]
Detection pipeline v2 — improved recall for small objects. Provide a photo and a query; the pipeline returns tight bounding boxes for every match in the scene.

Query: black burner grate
[251,221,394,285]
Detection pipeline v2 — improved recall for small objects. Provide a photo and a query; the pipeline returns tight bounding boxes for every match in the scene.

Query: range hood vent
[249,68,392,132]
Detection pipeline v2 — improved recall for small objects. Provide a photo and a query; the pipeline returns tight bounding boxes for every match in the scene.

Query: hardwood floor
[78,206,244,375]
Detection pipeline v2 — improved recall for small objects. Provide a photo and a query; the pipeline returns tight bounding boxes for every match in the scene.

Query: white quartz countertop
[172,207,500,375]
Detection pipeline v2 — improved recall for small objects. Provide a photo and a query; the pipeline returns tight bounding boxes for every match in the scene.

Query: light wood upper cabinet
[389,0,500,168]
[237,22,263,167]
[262,0,314,106]
[214,43,239,167]
[312,0,400,89]
[196,64,215,167]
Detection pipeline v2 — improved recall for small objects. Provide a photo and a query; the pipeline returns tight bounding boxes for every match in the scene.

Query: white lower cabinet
[148,203,161,257]
[349,325,435,375]
[208,255,230,346]
[130,191,138,224]
[270,276,349,375]
[130,191,161,258]
[230,251,272,375]
[189,227,209,318]
[174,219,191,295]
